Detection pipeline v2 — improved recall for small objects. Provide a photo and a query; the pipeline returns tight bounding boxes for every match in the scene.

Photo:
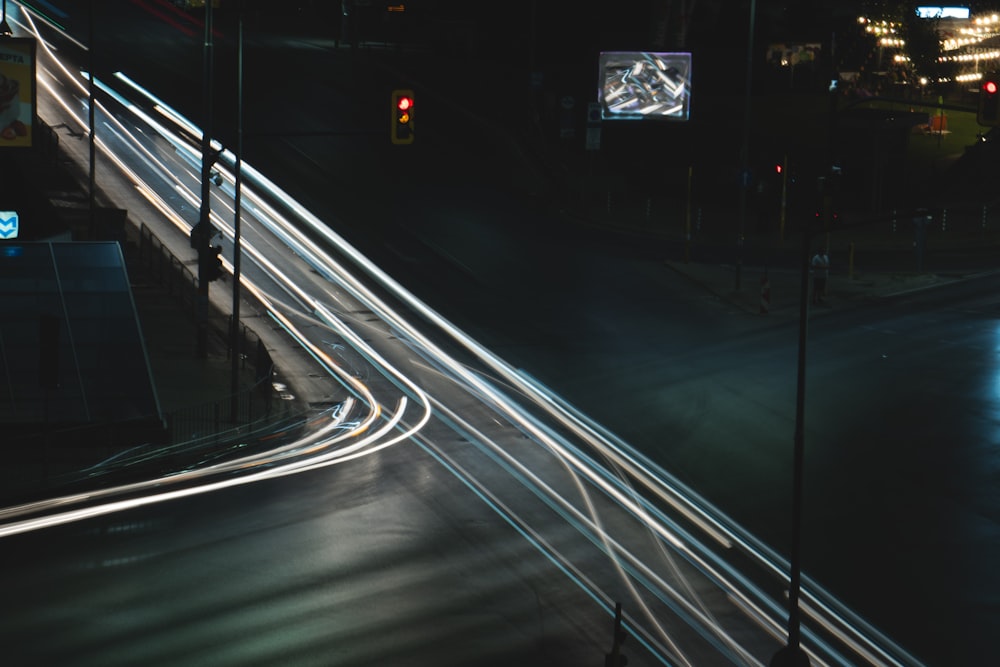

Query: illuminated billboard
[0,37,35,149]
[598,51,691,121]
[915,6,970,19]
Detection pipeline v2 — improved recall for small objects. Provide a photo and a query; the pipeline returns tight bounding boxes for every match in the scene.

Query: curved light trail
[2,3,926,666]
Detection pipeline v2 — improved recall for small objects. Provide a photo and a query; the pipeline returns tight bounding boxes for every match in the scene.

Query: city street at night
[2,2,999,665]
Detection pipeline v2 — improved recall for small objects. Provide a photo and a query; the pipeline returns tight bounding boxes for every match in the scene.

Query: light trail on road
[0,3,434,534]
[3,3,926,665]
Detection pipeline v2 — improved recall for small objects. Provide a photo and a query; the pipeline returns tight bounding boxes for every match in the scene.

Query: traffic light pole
[192,0,215,360]
[230,7,244,421]
[88,0,96,239]
[770,222,812,667]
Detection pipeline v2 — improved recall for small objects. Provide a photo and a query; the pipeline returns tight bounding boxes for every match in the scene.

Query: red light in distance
[397,96,413,111]
[985,81,999,95]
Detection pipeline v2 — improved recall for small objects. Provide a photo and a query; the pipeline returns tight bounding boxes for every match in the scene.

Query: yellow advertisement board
[0,38,35,149]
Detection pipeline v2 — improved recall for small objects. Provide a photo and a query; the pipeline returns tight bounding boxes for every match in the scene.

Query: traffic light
[978,74,1000,126]
[201,244,225,282]
[391,89,414,145]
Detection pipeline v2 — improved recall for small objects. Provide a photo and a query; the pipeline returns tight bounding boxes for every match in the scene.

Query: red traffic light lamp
[397,95,412,116]
[978,74,1000,126]
[391,89,415,144]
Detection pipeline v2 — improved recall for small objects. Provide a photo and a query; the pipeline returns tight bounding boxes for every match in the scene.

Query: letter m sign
[0,211,19,239]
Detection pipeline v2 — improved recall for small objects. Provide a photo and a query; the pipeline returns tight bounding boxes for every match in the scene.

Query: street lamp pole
[771,223,813,667]
[735,0,756,293]
[88,0,96,239]
[192,0,215,359]
[230,4,244,420]
[0,0,12,36]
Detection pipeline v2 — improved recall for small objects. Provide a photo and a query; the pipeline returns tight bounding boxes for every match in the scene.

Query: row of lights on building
[858,11,1000,85]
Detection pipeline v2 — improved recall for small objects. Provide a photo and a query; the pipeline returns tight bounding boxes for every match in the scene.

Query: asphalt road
[383,184,1000,666]
[4,6,803,665]
[0,441,628,667]
[8,2,1000,665]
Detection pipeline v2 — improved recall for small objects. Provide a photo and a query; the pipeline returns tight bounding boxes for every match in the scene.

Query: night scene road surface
[3,2,998,665]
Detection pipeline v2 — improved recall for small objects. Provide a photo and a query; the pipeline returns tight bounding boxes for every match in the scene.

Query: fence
[134,223,298,447]
[137,223,199,317]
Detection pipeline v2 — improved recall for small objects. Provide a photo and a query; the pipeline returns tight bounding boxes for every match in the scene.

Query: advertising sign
[767,43,821,68]
[915,6,970,19]
[0,37,36,149]
[598,51,691,121]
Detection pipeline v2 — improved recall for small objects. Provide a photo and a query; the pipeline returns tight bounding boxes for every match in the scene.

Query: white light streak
[4,6,926,665]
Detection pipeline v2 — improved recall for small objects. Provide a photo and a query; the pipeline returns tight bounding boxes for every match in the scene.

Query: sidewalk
[664,258,992,325]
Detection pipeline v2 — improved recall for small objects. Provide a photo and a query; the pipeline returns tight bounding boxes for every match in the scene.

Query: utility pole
[191,0,216,359]
[230,4,244,421]
[88,0,96,239]
[769,222,812,667]
[735,0,757,293]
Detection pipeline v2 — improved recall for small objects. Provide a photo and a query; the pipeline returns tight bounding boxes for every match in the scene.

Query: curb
[664,261,1000,320]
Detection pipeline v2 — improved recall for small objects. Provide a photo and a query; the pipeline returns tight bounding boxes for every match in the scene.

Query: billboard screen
[598,51,691,121]
[915,6,970,19]
[0,37,36,149]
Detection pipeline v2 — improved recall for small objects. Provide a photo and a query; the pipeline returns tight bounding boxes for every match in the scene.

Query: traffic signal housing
[978,74,1000,126]
[391,89,414,145]
[201,244,225,282]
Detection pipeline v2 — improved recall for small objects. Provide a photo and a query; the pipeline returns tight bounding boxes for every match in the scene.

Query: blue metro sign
[0,211,19,239]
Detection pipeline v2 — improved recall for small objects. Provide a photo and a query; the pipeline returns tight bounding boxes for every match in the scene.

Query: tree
[900,7,944,88]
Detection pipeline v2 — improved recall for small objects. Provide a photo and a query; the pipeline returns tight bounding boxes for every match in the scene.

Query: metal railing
[133,223,300,445]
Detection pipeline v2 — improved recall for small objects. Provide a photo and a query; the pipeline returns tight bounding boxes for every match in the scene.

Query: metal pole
[194,0,215,359]
[684,165,692,263]
[0,0,11,37]
[528,0,536,74]
[230,4,244,421]
[779,155,788,241]
[771,225,812,667]
[88,0,96,238]
[735,0,756,292]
